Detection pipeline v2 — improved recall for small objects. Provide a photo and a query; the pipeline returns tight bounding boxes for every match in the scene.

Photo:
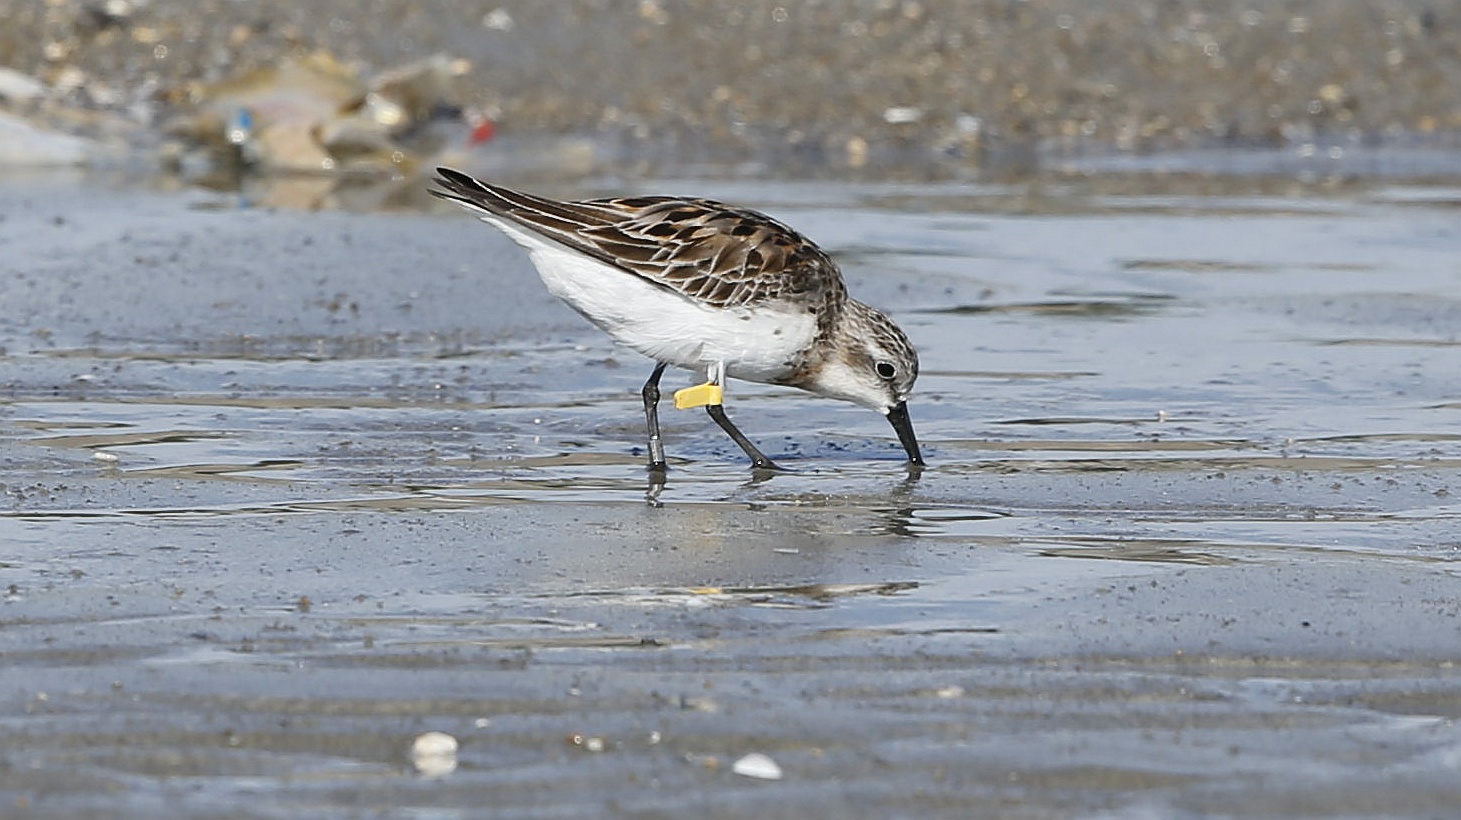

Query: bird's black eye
[875,361,897,379]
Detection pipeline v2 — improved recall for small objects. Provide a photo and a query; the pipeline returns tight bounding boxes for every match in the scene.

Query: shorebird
[431,167,923,472]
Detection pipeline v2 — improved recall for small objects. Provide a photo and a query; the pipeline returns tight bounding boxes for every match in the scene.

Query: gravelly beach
[3,1,1461,173]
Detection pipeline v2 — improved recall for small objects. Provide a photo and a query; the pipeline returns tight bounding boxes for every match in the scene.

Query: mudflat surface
[0,167,1460,817]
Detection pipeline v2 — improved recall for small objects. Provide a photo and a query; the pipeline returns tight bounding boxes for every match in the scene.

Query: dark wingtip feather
[428,166,489,206]
[430,166,463,188]
[434,166,475,187]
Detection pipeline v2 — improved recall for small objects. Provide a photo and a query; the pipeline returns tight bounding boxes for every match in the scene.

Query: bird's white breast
[487,218,818,383]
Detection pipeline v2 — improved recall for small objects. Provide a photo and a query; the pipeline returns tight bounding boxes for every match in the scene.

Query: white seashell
[732,752,783,780]
[410,731,459,777]
[411,731,459,757]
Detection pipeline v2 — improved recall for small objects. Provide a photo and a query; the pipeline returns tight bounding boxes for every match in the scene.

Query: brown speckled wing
[432,168,846,311]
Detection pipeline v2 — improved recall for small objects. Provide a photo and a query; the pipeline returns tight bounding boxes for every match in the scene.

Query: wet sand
[1,166,1460,817]
[5,3,1461,815]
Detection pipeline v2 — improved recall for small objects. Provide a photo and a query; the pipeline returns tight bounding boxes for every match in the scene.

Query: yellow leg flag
[674,382,724,409]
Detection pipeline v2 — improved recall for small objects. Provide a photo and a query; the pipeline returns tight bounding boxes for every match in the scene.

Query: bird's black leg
[705,404,780,471]
[641,362,669,471]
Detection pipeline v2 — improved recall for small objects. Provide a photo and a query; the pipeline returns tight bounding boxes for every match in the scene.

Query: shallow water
[2,167,1461,817]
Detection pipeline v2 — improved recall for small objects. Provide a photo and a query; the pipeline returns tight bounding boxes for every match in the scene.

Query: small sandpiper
[431,167,923,472]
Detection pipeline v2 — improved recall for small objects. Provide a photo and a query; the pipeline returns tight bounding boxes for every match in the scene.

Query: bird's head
[803,301,924,465]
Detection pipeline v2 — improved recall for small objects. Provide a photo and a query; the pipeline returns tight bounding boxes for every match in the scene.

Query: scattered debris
[165,51,482,176]
[567,733,607,753]
[0,50,486,177]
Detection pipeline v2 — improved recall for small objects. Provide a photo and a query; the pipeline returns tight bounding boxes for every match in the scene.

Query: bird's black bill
[886,401,924,466]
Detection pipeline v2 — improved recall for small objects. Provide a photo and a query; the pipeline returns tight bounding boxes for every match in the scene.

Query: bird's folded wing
[432,168,845,310]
